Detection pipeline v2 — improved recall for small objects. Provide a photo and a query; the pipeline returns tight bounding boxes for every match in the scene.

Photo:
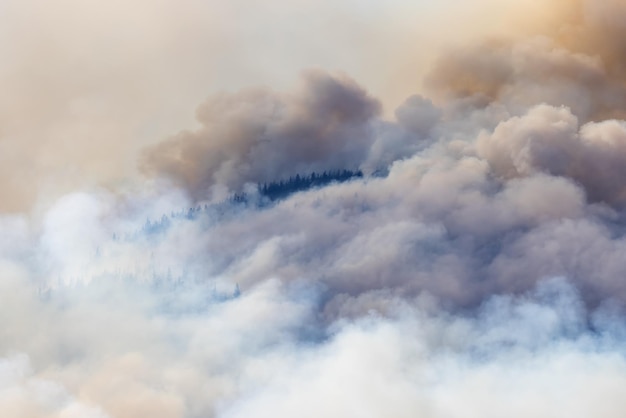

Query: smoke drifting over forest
[4,0,626,417]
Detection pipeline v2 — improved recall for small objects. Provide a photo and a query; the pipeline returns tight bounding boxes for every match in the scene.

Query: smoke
[0,0,546,212]
[141,71,381,199]
[426,0,626,122]
[477,105,626,206]
[5,0,626,416]
[427,37,626,122]
[3,230,626,418]
[219,280,626,418]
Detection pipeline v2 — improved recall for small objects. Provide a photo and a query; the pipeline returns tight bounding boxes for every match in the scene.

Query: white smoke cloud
[220,281,626,418]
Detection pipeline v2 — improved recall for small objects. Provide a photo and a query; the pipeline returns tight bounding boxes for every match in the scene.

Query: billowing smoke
[141,71,382,199]
[5,0,626,417]
[426,0,626,122]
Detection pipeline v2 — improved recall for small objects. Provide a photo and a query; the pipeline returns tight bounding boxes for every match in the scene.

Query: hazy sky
[0,0,562,212]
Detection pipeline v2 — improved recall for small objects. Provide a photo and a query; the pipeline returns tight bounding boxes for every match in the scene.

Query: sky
[3,0,626,417]
[0,0,562,212]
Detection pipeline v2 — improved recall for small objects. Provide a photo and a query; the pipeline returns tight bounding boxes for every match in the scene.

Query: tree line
[234,169,363,202]
[136,169,364,237]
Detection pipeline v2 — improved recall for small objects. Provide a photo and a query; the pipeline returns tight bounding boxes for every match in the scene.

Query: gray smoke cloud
[477,104,626,206]
[5,0,626,416]
[426,37,626,122]
[141,71,382,199]
[426,0,626,123]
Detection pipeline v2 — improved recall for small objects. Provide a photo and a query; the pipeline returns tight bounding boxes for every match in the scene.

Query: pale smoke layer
[2,239,626,418]
[221,282,626,418]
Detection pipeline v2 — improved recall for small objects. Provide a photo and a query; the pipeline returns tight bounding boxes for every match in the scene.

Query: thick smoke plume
[427,0,626,122]
[4,0,626,417]
[141,71,382,199]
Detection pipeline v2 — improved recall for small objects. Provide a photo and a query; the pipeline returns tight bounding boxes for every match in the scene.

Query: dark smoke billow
[141,71,382,200]
[4,0,626,417]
